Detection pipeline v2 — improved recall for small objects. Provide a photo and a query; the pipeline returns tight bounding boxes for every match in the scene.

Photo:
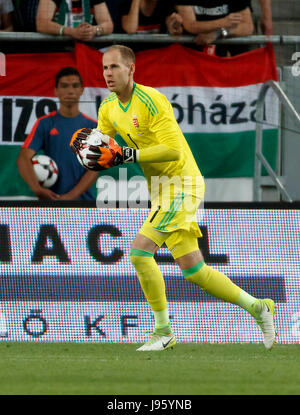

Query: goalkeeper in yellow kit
[71,45,276,351]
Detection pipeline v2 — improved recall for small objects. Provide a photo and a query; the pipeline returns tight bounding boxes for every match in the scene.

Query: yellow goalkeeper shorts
[139,183,205,259]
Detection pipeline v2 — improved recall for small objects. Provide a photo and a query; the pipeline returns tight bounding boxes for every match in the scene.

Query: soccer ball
[76,128,110,170]
[32,154,59,188]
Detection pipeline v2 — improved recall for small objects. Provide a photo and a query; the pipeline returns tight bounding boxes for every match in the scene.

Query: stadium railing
[0,32,299,45]
[255,80,300,202]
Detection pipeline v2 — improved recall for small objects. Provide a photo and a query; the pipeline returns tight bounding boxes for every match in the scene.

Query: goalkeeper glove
[70,128,137,170]
[70,128,93,154]
[87,139,137,170]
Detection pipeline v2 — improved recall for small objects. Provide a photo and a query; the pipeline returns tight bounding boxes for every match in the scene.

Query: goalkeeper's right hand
[87,138,137,170]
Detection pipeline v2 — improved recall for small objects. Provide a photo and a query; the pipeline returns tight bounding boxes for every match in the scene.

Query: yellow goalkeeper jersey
[97,82,203,201]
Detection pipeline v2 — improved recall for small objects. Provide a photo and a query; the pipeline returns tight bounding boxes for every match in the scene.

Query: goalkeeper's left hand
[87,137,137,170]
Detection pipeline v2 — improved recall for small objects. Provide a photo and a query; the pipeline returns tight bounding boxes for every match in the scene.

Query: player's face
[55,75,84,105]
[102,50,134,95]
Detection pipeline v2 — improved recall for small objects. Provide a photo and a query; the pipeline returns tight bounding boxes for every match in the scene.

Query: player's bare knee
[130,233,158,254]
[175,249,203,270]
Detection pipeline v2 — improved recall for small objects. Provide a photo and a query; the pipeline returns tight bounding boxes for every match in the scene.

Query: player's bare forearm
[121,0,141,33]
[17,148,42,194]
[17,151,59,199]
[258,0,272,15]
[227,9,254,37]
[258,0,273,35]
[36,18,65,35]
[59,170,98,200]
[17,150,58,199]
[94,20,113,35]
[36,0,58,34]
[94,3,114,34]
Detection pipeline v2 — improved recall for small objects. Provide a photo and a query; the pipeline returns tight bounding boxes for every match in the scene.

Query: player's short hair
[55,67,83,87]
[104,45,135,66]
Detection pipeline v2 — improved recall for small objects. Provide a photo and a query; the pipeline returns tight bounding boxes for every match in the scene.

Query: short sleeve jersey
[22,111,97,200]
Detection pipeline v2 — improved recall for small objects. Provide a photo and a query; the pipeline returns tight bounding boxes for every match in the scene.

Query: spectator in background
[36,0,113,40]
[15,0,40,32]
[0,0,14,31]
[105,0,122,32]
[120,0,183,36]
[17,67,98,201]
[175,1,254,56]
[254,0,273,35]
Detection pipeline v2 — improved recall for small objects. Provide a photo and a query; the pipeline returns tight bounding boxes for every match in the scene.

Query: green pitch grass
[0,343,299,395]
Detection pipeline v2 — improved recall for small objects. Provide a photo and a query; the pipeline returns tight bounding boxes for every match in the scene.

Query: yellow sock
[130,248,168,312]
[153,308,170,329]
[182,260,241,304]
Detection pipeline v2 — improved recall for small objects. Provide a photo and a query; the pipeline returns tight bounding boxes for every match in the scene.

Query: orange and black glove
[70,128,92,154]
[87,138,137,170]
[70,128,137,171]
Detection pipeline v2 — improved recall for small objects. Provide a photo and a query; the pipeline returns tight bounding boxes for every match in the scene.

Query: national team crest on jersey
[132,115,139,128]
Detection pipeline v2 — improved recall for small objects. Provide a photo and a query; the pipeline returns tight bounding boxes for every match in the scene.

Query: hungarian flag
[0,43,278,196]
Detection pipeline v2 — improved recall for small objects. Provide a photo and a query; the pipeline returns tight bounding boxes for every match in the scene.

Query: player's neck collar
[118,82,136,113]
